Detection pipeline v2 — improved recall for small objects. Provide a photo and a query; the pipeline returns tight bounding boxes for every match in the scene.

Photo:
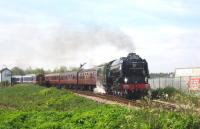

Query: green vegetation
[0,85,200,129]
[151,87,200,107]
[149,73,173,78]
[11,67,25,75]
[11,67,45,75]
[11,66,79,75]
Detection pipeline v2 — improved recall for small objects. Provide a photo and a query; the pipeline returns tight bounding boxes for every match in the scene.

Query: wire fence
[149,76,200,93]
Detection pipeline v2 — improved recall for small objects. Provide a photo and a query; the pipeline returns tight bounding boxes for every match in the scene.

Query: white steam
[94,80,106,94]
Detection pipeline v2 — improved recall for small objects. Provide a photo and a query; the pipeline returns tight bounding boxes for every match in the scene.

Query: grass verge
[0,84,199,129]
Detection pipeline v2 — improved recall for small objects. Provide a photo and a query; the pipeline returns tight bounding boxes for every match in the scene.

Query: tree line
[11,66,173,77]
[149,73,174,78]
[11,66,79,75]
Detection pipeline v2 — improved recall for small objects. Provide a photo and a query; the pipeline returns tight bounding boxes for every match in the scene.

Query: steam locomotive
[96,53,150,98]
[12,53,150,98]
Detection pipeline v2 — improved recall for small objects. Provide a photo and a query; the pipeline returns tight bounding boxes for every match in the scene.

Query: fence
[149,76,200,93]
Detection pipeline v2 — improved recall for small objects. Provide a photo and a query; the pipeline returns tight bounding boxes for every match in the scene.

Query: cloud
[133,0,189,15]
[121,25,200,72]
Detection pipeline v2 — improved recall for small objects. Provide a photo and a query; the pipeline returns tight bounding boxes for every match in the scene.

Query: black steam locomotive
[97,53,150,98]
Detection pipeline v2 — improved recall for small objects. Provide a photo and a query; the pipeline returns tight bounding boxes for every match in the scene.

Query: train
[12,53,150,98]
[12,74,44,84]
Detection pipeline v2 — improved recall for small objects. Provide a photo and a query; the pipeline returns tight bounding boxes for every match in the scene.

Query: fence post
[188,76,191,93]
[172,77,174,87]
[159,76,160,89]
[180,76,182,90]
[153,78,155,89]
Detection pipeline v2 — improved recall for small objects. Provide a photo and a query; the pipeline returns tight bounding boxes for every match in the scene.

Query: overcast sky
[0,0,200,72]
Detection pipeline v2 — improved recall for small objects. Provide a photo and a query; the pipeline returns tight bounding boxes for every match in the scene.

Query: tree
[24,67,45,75]
[149,72,174,78]
[25,66,33,74]
[34,68,45,75]
[53,66,68,73]
[69,67,79,71]
[11,67,25,75]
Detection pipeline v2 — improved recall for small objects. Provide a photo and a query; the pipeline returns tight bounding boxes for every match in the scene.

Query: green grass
[0,84,200,129]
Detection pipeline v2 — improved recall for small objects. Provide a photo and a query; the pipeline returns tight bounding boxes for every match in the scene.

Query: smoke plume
[0,24,135,69]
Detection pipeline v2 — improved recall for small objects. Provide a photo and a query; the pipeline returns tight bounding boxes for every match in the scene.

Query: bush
[151,87,180,99]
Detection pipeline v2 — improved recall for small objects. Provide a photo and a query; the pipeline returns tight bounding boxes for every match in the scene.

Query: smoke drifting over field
[44,25,135,65]
[0,24,135,69]
[50,25,134,53]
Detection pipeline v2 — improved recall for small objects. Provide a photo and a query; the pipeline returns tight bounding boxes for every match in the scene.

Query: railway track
[69,89,200,112]
[69,90,173,109]
[70,90,142,107]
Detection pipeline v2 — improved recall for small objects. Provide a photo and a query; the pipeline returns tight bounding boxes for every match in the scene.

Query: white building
[175,67,200,77]
[0,68,12,83]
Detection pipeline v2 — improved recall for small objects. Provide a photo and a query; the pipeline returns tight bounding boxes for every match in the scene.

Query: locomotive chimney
[127,53,136,57]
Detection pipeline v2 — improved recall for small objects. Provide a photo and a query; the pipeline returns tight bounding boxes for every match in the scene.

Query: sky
[0,0,200,72]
